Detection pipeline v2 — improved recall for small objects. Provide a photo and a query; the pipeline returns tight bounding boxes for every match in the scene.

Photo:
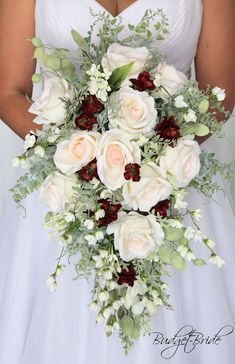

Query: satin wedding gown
[0,1,235,363]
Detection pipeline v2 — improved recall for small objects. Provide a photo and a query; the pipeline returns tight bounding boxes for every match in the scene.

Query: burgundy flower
[80,94,104,116]
[97,199,122,227]
[155,116,181,143]
[78,159,99,181]
[130,71,156,92]
[117,264,137,287]
[124,163,141,182]
[75,114,97,131]
[151,199,170,218]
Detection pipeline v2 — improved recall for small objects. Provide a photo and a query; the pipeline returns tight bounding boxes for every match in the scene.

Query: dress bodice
[35,0,203,73]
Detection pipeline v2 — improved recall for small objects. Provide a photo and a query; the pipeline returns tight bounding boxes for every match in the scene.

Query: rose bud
[78,159,99,181]
[151,199,170,218]
[124,163,141,182]
[80,94,104,116]
[117,264,137,287]
[75,114,97,131]
[130,71,156,92]
[155,116,181,143]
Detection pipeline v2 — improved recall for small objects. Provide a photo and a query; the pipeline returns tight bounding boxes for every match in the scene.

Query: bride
[0,1,235,363]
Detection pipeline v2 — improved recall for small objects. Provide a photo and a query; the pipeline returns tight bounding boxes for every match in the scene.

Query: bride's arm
[195,0,235,115]
[0,0,40,139]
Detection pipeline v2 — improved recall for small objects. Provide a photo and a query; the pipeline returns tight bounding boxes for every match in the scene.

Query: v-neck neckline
[93,0,138,18]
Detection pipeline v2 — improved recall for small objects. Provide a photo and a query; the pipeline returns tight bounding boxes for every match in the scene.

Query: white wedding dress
[0,1,235,363]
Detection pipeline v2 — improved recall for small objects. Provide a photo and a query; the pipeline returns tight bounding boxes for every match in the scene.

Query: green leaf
[181,123,210,137]
[193,258,206,266]
[44,53,61,71]
[164,226,184,242]
[198,99,209,114]
[71,29,89,53]
[45,211,53,223]
[155,22,161,31]
[120,315,135,337]
[33,46,45,61]
[196,124,210,136]
[174,237,188,246]
[60,59,76,82]
[109,62,134,91]
[158,245,172,264]
[31,37,42,48]
[32,74,42,83]
[169,251,187,271]
[128,24,135,31]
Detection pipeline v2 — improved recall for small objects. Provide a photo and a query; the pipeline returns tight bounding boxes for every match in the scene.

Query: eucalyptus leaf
[120,315,135,337]
[164,226,184,242]
[158,245,173,264]
[60,59,76,82]
[198,99,209,114]
[196,124,210,136]
[32,74,42,83]
[181,123,210,137]
[33,46,45,61]
[174,237,188,246]
[193,258,206,266]
[31,37,42,48]
[44,53,61,71]
[169,251,186,271]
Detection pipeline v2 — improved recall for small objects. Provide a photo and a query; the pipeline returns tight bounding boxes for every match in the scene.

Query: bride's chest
[35,0,203,73]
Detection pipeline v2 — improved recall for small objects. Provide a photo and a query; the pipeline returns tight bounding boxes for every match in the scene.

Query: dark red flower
[75,114,97,131]
[151,199,170,218]
[78,159,99,181]
[124,163,141,182]
[97,199,122,227]
[117,264,137,287]
[155,116,181,143]
[130,71,156,92]
[80,94,104,116]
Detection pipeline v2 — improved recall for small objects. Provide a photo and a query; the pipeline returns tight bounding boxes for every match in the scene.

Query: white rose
[153,63,187,100]
[160,138,201,188]
[108,86,157,138]
[28,77,74,126]
[122,162,173,212]
[39,172,78,213]
[54,131,100,175]
[101,43,149,82]
[97,130,141,190]
[107,212,164,262]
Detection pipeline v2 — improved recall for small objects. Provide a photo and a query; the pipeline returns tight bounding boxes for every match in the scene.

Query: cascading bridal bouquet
[11,9,233,353]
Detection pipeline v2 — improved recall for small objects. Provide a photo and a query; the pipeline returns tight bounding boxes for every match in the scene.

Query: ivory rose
[153,62,187,100]
[108,86,157,138]
[54,131,100,175]
[97,130,141,190]
[39,172,78,213]
[101,43,149,82]
[107,212,164,261]
[29,77,74,126]
[122,162,173,212]
[160,138,201,188]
